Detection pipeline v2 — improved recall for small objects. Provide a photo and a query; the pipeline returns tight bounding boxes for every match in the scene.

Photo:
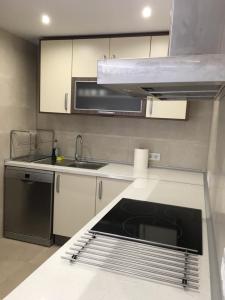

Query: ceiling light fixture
[41,14,51,25]
[142,6,152,18]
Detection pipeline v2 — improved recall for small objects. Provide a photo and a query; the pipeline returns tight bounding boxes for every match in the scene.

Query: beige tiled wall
[0,28,37,235]
[37,100,213,171]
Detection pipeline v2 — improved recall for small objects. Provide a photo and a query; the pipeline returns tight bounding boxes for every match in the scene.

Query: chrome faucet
[75,134,83,161]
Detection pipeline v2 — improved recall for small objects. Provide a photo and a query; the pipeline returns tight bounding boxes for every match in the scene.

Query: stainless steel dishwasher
[4,166,54,246]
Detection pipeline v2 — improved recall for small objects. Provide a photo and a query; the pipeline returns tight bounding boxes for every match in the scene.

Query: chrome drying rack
[10,129,55,160]
[62,231,200,291]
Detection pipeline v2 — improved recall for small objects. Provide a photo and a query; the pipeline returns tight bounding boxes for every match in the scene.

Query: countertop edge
[4,160,204,186]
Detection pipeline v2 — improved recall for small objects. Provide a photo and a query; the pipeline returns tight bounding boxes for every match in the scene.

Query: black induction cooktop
[91,198,203,255]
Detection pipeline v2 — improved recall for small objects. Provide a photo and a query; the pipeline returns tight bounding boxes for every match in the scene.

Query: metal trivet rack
[62,231,200,291]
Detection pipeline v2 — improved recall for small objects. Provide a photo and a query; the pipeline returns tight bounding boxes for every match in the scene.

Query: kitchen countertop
[3,162,210,300]
[5,159,204,185]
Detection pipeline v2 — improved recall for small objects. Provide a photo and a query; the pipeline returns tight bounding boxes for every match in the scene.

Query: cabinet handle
[149,98,153,115]
[98,181,103,200]
[56,174,60,193]
[97,110,115,115]
[64,93,68,111]
[111,54,116,59]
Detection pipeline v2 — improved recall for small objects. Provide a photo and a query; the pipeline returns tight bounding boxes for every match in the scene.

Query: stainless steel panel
[5,166,54,183]
[4,167,54,246]
[34,157,74,166]
[98,55,225,85]
[97,54,225,100]
[68,161,106,170]
[170,0,225,56]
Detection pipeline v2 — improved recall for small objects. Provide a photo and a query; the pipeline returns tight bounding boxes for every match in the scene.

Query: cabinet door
[150,35,169,58]
[54,173,96,237]
[72,79,146,117]
[40,40,72,113]
[146,97,187,119]
[148,35,187,120]
[110,37,151,59]
[72,38,109,77]
[96,177,130,214]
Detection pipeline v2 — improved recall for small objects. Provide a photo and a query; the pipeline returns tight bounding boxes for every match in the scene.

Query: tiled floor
[0,238,59,299]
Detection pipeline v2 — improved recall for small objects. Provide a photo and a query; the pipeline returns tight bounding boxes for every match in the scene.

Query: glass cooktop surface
[91,198,202,255]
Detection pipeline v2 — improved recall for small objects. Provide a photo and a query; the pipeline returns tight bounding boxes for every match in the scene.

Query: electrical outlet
[149,152,161,161]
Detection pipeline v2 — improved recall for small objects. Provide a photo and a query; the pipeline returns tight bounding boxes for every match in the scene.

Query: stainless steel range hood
[97,0,225,101]
[97,54,225,100]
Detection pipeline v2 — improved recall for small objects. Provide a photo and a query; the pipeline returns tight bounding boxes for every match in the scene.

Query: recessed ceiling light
[41,14,51,25]
[142,6,152,18]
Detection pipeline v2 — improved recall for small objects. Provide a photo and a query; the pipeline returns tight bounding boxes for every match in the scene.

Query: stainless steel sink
[33,157,106,170]
[68,161,106,170]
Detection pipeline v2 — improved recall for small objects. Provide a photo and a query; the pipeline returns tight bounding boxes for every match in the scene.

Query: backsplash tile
[38,101,213,171]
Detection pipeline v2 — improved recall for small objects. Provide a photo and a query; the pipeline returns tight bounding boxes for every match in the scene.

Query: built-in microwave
[71,78,146,117]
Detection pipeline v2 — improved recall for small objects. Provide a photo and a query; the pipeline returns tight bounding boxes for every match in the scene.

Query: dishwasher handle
[21,179,35,184]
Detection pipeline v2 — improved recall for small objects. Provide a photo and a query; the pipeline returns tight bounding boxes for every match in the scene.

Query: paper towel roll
[134,148,149,170]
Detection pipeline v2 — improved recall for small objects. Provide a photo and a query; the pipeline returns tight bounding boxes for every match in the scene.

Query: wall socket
[149,152,161,161]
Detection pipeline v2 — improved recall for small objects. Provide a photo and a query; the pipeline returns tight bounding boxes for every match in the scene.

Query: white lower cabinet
[53,172,96,237]
[95,177,130,214]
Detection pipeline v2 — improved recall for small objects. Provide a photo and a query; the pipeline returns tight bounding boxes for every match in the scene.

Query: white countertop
[5,160,204,185]
[4,162,210,300]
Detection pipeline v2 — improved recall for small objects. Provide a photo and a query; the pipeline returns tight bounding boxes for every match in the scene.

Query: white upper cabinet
[40,40,72,113]
[150,35,170,58]
[146,97,187,119]
[72,38,110,77]
[109,36,151,59]
[40,35,185,117]
[147,35,187,120]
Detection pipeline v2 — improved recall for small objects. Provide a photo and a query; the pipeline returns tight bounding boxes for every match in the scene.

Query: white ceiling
[0,0,172,41]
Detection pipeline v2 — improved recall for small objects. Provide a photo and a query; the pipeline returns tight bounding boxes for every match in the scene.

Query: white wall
[207,95,225,299]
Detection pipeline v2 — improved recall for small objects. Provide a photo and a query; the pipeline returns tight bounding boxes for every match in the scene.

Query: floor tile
[0,238,59,299]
